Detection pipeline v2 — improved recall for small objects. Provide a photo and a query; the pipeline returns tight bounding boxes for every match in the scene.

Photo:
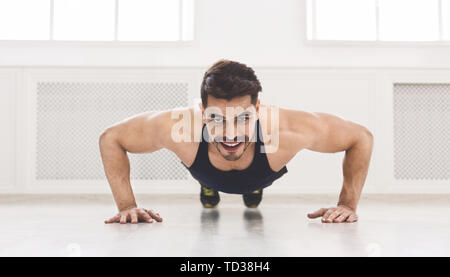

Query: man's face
[201,95,259,161]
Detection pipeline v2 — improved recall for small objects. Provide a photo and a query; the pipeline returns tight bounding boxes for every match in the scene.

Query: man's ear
[255,99,260,118]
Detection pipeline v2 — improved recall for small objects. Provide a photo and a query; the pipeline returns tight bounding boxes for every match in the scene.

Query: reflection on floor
[1,193,449,257]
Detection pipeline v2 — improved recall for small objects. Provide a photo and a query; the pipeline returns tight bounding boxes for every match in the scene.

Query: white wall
[1,0,450,68]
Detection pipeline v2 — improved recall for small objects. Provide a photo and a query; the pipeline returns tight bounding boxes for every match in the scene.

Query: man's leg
[199,181,220,208]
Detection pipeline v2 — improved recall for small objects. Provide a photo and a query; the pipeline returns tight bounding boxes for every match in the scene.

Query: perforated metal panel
[393,83,450,180]
[36,82,189,180]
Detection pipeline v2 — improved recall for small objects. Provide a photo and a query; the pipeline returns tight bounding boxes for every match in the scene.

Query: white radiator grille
[393,83,450,180]
[36,82,189,180]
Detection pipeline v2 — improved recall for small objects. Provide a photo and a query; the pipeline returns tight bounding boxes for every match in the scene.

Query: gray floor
[1,193,449,257]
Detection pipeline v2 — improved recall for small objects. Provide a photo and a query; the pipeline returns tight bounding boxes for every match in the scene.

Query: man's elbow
[359,128,374,151]
[99,128,121,150]
[350,126,373,150]
[364,128,373,141]
[99,128,112,144]
[361,127,373,140]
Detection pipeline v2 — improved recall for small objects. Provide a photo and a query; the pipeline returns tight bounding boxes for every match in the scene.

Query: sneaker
[200,185,220,208]
[242,189,263,208]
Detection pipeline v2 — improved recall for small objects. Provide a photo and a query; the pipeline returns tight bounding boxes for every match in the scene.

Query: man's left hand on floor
[307,205,358,223]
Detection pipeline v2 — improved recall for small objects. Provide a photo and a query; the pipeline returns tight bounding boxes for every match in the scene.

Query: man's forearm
[338,131,374,211]
[99,131,137,211]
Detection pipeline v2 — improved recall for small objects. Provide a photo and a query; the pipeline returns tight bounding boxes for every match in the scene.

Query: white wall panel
[394,83,450,180]
[374,70,450,193]
[22,68,200,193]
[0,69,17,190]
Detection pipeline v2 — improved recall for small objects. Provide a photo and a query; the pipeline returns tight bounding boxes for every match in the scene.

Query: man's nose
[224,121,237,141]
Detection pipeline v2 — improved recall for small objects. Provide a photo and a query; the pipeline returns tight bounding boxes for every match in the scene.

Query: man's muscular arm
[99,110,175,224]
[285,109,374,223]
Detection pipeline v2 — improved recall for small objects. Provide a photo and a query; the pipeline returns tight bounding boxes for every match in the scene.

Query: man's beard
[214,140,252,161]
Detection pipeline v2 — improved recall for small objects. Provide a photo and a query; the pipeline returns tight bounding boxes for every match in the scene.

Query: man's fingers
[147,209,163,222]
[130,211,138,224]
[334,213,350,223]
[106,208,162,224]
[308,205,358,223]
[346,214,358,223]
[307,208,328,218]
[327,210,342,222]
[137,210,153,223]
[322,209,335,222]
[104,214,120,224]
[120,214,127,224]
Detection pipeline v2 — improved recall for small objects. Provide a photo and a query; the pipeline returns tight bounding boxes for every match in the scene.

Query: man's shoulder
[258,104,314,153]
[158,106,202,148]
[157,106,201,130]
[258,104,310,137]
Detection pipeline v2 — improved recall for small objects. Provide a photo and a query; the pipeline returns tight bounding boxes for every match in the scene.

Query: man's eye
[213,118,223,123]
[237,115,249,122]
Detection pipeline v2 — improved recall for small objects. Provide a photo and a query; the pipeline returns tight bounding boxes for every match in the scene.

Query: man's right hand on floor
[104,207,163,224]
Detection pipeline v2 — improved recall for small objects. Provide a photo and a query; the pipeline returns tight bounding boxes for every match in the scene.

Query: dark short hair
[200,59,262,107]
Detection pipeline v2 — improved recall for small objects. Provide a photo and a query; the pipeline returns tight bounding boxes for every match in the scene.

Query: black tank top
[181,119,288,194]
